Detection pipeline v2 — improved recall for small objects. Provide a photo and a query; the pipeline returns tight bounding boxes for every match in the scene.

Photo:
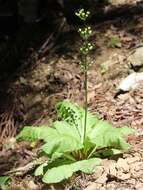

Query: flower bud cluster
[75,9,90,21]
[80,42,94,55]
[78,27,92,39]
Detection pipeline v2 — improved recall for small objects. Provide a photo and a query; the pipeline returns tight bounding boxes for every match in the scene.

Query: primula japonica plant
[17,9,135,184]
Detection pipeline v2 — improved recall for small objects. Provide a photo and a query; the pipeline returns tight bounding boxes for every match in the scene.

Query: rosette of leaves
[17,101,134,184]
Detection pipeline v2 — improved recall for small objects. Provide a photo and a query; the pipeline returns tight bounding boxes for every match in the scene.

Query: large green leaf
[56,101,99,139]
[42,158,101,184]
[72,158,101,174]
[88,120,134,151]
[35,162,48,176]
[42,129,83,160]
[56,101,83,135]
[16,126,58,142]
[116,126,135,136]
[53,121,81,140]
[17,125,83,160]
[43,164,73,184]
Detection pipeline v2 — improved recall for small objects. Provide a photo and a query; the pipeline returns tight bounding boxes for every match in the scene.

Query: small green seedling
[100,63,109,74]
[108,36,122,48]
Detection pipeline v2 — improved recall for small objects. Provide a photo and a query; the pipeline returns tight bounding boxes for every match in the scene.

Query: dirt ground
[0,0,143,189]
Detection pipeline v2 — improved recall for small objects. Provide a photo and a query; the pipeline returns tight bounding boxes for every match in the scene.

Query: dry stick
[4,162,36,176]
[4,158,47,176]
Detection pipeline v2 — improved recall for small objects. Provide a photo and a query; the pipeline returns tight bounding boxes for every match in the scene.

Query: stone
[109,162,117,176]
[95,173,108,184]
[126,156,141,164]
[131,162,143,172]
[84,183,102,190]
[126,179,136,185]
[128,46,143,68]
[27,180,39,190]
[116,158,129,172]
[118,72,143,91]
[92,166,104,179]
[106,183,116,190]
[117,171,131,180]
[135,182,143,190]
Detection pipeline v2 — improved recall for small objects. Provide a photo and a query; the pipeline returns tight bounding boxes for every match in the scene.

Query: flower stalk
[75,9,94,144]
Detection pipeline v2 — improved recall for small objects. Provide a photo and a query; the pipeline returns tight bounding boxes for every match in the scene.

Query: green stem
[82,53,88,144]
[64,153,76,162]
[84,66,88,142]
[87,146,97,159]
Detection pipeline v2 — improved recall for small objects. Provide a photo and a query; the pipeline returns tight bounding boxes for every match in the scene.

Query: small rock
[106,183,116,190]
[128,46,143,68]
[109,162,117,176]
[96,173,107,184]
[102,160,115,174]
[118,72,143,91]
[126,179,136,185]
[135,182,143,190]
[92,166,104,179]
[131,162,143,172]
[117,158,129,172]
[27,180,39,190]
[117,171,131,180]
[126,156,141,164]
[84,182,102,190]
[100,187,106,190]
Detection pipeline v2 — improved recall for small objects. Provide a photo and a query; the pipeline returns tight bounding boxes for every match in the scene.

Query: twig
[4,158,47,176]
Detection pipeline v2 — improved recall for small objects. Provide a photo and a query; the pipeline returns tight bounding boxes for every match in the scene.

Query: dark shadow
[0,1,143,81]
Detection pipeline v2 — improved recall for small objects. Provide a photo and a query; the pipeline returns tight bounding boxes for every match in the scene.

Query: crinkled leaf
[42,158,101,184]
[56,101,99,139]
[41,121,83,160]
[42,133,83,160]
[17,123,83,160]
[72,158,101,174]
[16,126,58,142]
[116,126,135,136]
[53,121,81,140]
[88,120,133,151]
[43,164,73,184]
[56,101,83,135]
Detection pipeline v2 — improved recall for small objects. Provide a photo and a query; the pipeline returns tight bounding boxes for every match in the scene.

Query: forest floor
[0,0,143,190]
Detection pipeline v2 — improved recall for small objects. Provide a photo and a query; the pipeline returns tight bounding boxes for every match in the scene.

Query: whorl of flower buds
[75,8,90,21]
